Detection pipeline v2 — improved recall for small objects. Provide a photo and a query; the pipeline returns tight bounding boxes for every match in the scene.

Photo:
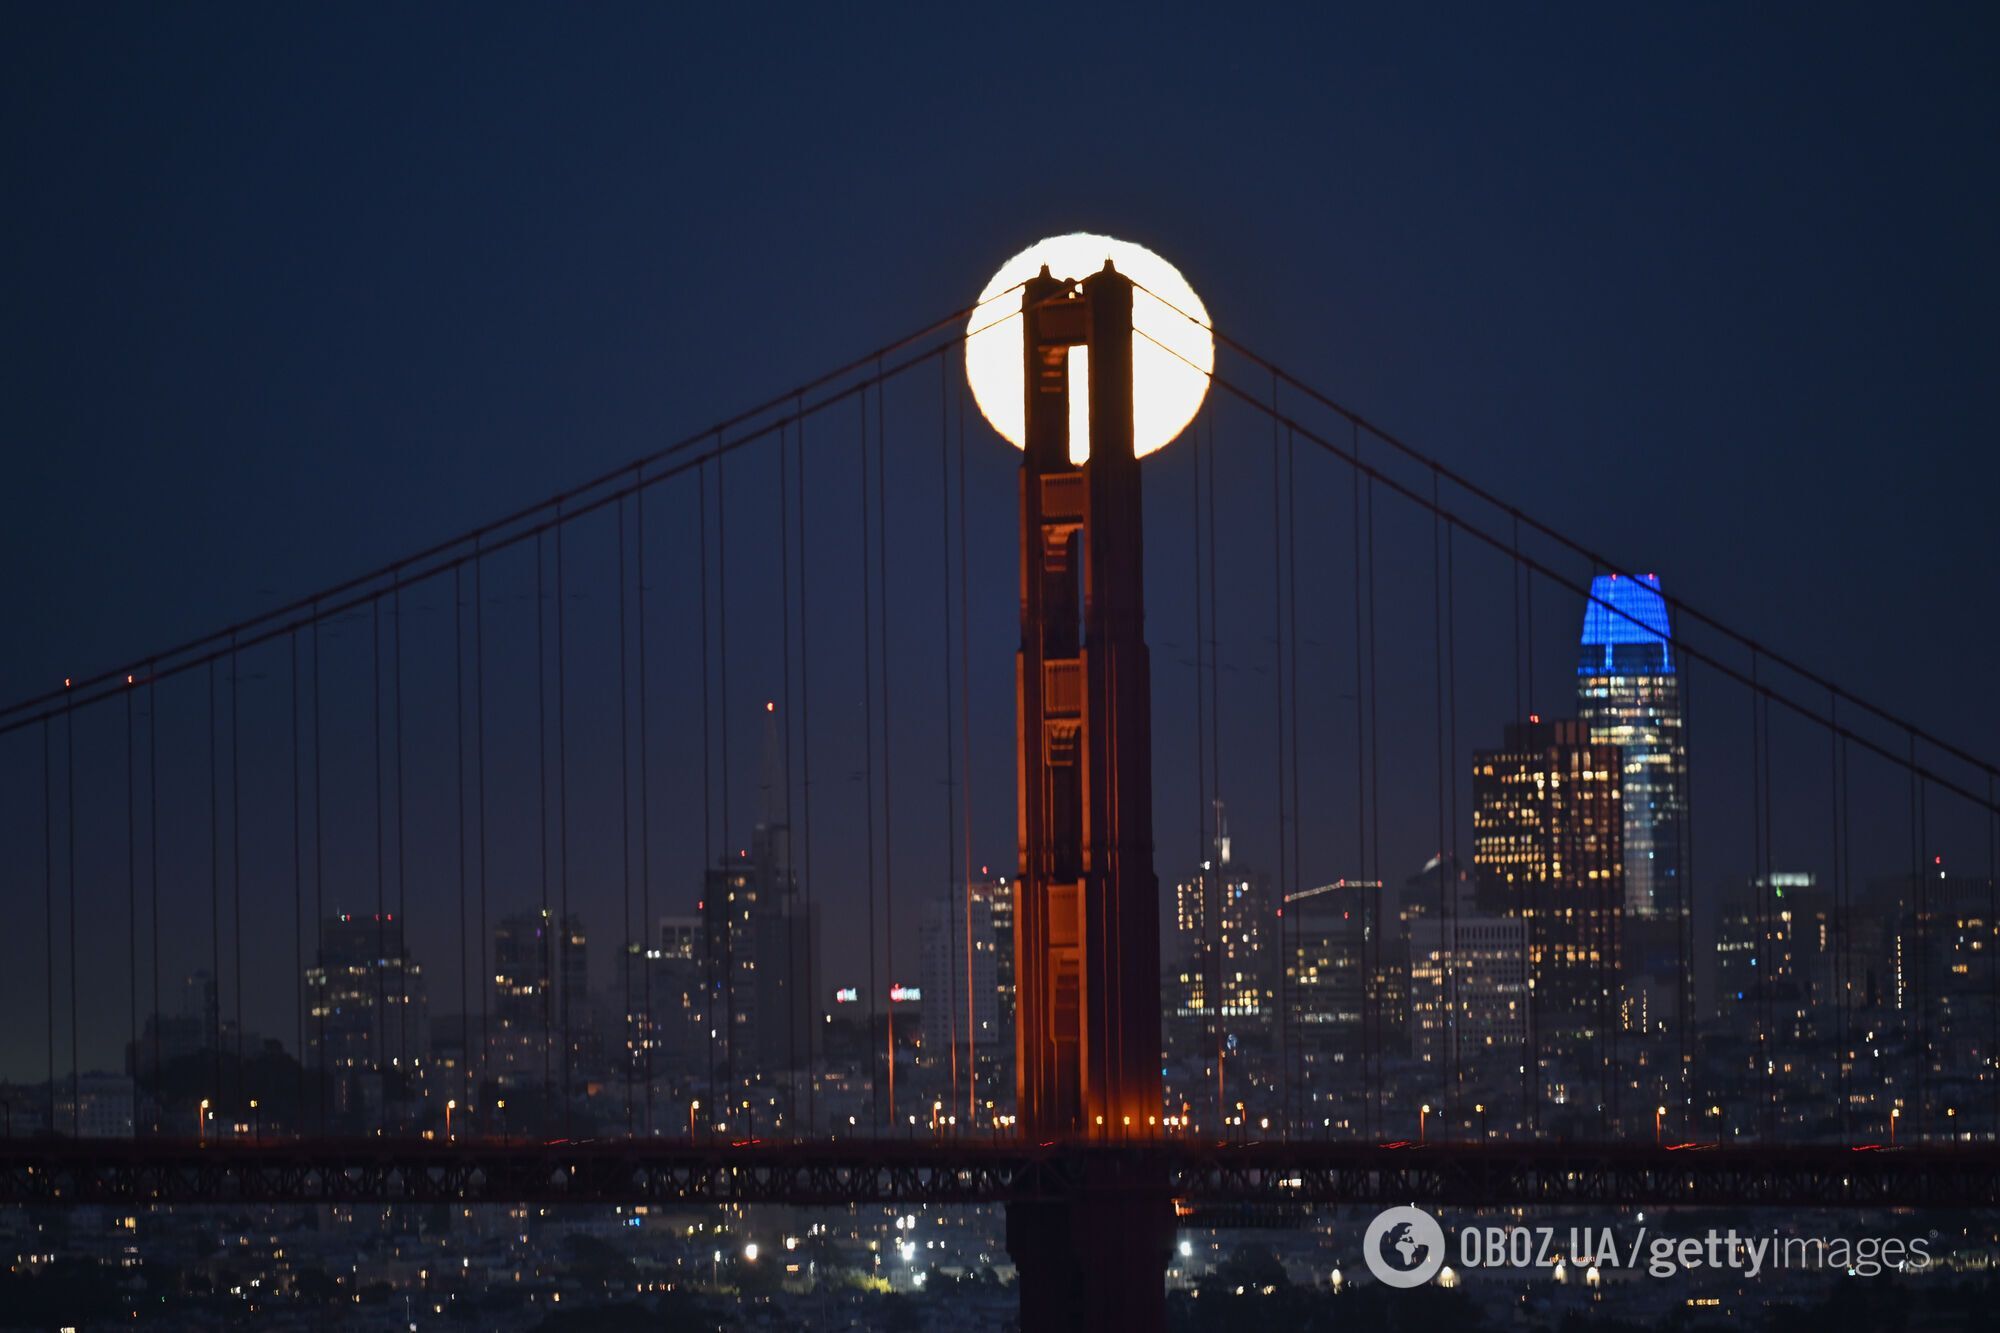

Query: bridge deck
[4,1139,1997,1209]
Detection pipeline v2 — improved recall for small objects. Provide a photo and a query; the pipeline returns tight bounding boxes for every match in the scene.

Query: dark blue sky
[4,5,1996,1070]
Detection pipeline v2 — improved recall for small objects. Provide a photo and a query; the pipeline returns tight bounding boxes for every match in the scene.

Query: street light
[1890,1106,1901,1145]
[249,1098,260,1143]
[689,1100,700,1138]
[445,1099,456,1142]
[1654,1105,1666,1146]
[1475,1103,1487,1140]
[198,1098,210,1145]
[1420,1104,1431,1145]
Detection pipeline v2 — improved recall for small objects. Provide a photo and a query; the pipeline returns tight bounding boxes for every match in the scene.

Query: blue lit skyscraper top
[1577,572,1674,675]
[1576,570,1686,928]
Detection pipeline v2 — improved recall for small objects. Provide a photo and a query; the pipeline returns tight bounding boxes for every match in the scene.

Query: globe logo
[1362,1204,1446,1288]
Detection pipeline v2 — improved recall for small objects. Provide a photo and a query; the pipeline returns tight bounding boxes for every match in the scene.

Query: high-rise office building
[1715,873,1832,1037]
[304,913,430,1110]
[983,872,1016,1049]
[1281,880,1403,1069]
[1170,802,1276,1040]
[489,907,585,1088]
[1575,572,1686,922]
[1472,718,1624,1096]
[617,914,708,1082]
[701,706,819,1080]
[919,883,1000,1071]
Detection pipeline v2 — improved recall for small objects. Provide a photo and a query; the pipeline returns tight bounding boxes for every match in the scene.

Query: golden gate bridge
[3,237,1997,1327]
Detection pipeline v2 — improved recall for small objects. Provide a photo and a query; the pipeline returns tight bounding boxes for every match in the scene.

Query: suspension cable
[0,297,1027,736]
[1141,337,2000,814]
[1130,282,2000,791]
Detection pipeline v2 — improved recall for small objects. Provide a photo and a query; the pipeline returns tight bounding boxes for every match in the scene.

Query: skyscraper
[701,705,818,1082]
[919,882,1000,1076]
[1575,573,1686,922]
[489,907,584,1089]
[1472,718,1623,1116]
[304,912,429,1112]
[1169,802,1276,1043]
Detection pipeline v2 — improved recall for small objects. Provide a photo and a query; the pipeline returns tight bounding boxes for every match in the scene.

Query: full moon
[965,234,1214,462]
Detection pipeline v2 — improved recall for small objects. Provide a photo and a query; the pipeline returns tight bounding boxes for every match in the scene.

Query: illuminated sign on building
[833,987,858,1004]
[889,985,921,1004]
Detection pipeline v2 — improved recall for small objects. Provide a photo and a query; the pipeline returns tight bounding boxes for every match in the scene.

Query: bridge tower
[1008,261,1173,1331]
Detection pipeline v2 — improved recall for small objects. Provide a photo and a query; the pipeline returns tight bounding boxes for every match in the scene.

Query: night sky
[4,6,1997,1076]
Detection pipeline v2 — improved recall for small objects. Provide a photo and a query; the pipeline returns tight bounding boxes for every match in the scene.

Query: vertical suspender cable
[1365,474,1383,1138]
[797,399,818,1136]
[1191,401,1211,1123]
[1445,510,1463,1119]
[231,639,243,1107]
[1749,657,1764,1134]
[636,472,654,1135]
[957,355,976,1126]
[698,462,716,1123]
[618,494,633,1136]
[940,356,960,1120]
[394,584,408,1072]
[537,534,551,1098]
[456,566,470,1117]
[374,598,387,1113]
[312,612,325,1128]
[1512,517,1524,721]
[1764,675,1777,1136]
[1679,659,1698,1114]
[879,367,898,1131]
[127,679,138,1118]
[293,631,305,1121]
[1914,745,1927,1134]
[475,551,490,1117]
[1830,694,1847,1141]
[151,678,161,1116]
[780,420,798,1127]
[1269,373,1289,1131]
[209,658,221,1105]
[1431,468,1449,1123]
[1286,426,1303,1132]
[718,437,733,1109]
[45,718,55,1132]
[1350,437,1369,1137]
[557,511,573,1138]
[860,388,880,1131]
[1206,402,1223,1126]
[68,696,78,1134]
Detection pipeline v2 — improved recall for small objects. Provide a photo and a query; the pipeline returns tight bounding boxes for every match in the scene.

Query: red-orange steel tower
[1007,261,1172,1331]
[1012,260,1163,1142]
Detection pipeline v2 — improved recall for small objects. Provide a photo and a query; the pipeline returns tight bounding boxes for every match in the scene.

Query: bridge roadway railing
[5,1140,2000,1209]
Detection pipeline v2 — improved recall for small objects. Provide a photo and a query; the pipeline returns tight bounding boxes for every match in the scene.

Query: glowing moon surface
[965,234,1214,461]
